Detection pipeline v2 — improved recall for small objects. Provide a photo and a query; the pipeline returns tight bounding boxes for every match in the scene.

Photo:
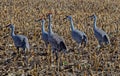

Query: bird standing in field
[90,14,110,47]
[35,18,49,48]
[47,13,67,60]
[6,24,30,53]
[65,16,87,48]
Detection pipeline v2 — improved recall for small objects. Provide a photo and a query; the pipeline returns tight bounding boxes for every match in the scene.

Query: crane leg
[16,47,21,58]
[55,51,58,61]
[97,41,102,49]
[23,48,26,54]
[45,42,48,48]
[83,40,87,47]
[81,41,86,48]
[78,43,81,48]
[16,47,19,54]
[76,43,81,53]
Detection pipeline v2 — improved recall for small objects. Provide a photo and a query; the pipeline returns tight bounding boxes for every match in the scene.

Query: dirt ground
[0,0,120,76]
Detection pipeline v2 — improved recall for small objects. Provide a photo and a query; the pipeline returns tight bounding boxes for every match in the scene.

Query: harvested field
[0,0,120,75]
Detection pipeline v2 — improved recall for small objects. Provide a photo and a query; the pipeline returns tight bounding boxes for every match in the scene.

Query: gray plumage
[36,18,49,47]
[66,16,87,47]
[7,24,29,52]
[47,13,67,60]
[48,33,66,52]
[90,14,110,46]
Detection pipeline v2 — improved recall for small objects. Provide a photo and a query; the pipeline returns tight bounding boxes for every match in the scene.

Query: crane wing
[13,35,28,47]
[72,30,83,43]
[49,33,66,51]
[103,35,110,44]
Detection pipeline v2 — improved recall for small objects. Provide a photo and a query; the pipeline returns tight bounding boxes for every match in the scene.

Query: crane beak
[89,15,93,18]
[35,19,41,22]
[35,18,45,22]
[63,16,68,20]
[6,24,11,27]
[89,15,94,21]
[46,14,49,17]
[89,14,94,18]
[46,13,52,17]
[63,17,66,20]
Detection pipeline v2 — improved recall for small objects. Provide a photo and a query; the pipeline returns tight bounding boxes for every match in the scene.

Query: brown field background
[0,0,120,75]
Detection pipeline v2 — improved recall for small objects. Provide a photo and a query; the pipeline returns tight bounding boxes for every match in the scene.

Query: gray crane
[47,13,67,60]
[65,16,87,48]
[6,24,30,53]
[35,18,49,48]
[90,14,110,47]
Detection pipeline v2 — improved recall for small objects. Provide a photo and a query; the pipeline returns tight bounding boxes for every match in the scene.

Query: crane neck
[41,21,45,32]
[48,16,53,35]
[11,27,15,37]
[48,15,52,27]
[48,24,53,35]
[93,16,97,29]
[69,18,75,31]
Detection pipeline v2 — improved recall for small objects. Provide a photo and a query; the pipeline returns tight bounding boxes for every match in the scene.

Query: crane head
[63,16,72,20]
[35,18,44,22]
[35,16,46,22]
[46,12,52,23]
[6,24,14,28]
[89,14,96,19]
[46,12,52,17]
[39,18,45,23]
[66,16,72,20]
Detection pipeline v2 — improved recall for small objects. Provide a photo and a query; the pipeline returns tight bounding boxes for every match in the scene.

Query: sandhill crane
[65,16,87,48]
[6,24,30,53]
[90,14,110,47]
[35,18,49,48]
[47,13,67,60]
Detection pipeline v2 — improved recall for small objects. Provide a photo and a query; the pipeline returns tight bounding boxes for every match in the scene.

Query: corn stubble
[0,0,120,76]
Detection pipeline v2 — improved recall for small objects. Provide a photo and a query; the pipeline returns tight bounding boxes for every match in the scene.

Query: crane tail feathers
[103,35,110,44]
[23,38,30,51]
[82,35,87,47]
[59,41,67,52]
